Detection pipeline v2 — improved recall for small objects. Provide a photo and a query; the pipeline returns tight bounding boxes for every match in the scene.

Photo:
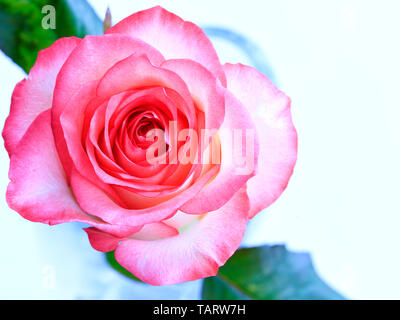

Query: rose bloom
[3,6,297,285]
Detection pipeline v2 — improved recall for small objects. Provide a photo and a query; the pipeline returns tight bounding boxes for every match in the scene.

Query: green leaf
[52,0,103,38]
[0,0,102,73]
[105,251,143,283]
[202,245,345,300]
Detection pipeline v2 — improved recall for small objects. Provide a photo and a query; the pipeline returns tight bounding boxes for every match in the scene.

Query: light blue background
[1,0,399,299]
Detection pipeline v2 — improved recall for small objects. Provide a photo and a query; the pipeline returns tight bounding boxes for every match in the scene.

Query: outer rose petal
[3,37,81,156]
[6,110,139,238]
[85,222,178,252]
[223,63,298,218]
[106,6,227,86]
[84,228,121,252]
[85,188,250,285]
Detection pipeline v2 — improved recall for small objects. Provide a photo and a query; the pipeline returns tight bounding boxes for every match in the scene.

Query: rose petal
[6,110,140,238]
[112,187,249,285]
[96,54,194,114]
[61,85,170,191]
[180,90,259,214]
[84,228,122,252]
[3,37,81,156]
[59,82,129,207]
[106,6,226,86]
[223,63,298,218]
[52,34,165,174]
[70,166,219,227]
[163,211,200,230]
[85,222,178,253]
[161,59,225,131]
[131,222,179,241]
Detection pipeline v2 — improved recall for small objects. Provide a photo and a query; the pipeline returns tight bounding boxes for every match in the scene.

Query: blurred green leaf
[0,0,102,73]
[53,0,103,37]
[202,245,345,300]
[105,251,143,283]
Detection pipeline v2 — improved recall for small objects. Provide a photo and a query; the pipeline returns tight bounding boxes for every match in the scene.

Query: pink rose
[3,6,297,285]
